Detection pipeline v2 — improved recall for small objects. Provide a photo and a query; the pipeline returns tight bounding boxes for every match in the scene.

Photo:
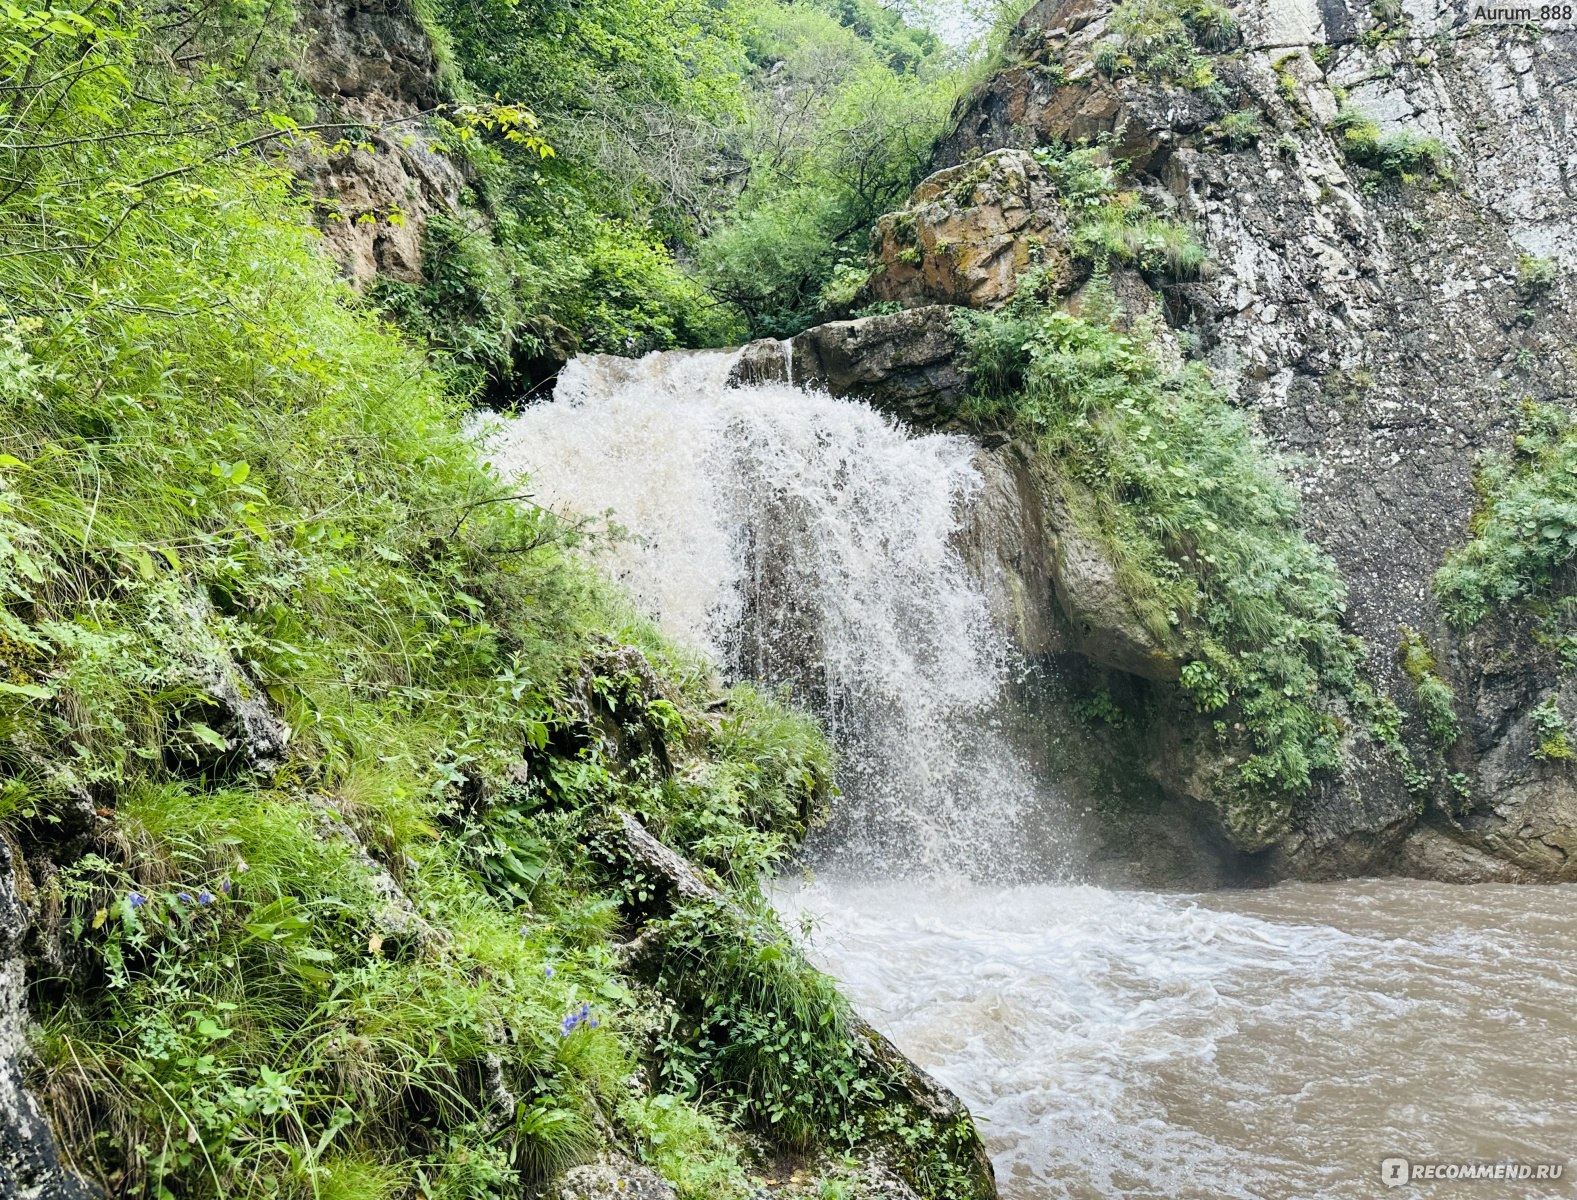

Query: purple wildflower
[177,892,193,904]
[560,1001,593,1038]
[544,965,555,978]
[197,891,215,905]
[220,880,231,894]
[127,892,147,909]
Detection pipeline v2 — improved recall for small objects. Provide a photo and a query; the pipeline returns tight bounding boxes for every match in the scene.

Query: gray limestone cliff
[782,0,1577,883]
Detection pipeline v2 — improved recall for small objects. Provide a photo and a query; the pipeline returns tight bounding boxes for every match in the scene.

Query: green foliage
[619,1094,752,1200]
[1214,109,1264,149]
[957,291,1365,827]
[1033,144,1208,278]
[0,2,935,1196]
[1397,628,1460,748]
[1516,253,1559,295]
[396,0,958,353]
[1102,0,1236,89]
[1436,402,1577,628]
[1329,106,1450,181]
[646,903,875,1147]
[696,0,958,336]
[1530,697,1572,761]
[641,902,988,1200]
[1074,686,1130,727]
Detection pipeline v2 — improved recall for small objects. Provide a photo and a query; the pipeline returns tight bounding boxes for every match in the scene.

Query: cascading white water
[482,349,1069,878]
[483,350,1577,1200]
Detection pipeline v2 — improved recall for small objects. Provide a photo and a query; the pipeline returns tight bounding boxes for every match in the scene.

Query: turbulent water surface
[780,877,1577,1199]
[491,351,1575,1199]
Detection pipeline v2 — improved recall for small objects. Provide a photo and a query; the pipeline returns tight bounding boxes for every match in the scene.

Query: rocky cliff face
[801,0,1577,883]
[294,0,465,283]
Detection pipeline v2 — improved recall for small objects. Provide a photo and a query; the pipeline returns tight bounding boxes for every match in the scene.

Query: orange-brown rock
[865,149,1077,310]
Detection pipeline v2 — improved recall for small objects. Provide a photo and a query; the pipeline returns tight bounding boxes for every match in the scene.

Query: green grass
[1214,110,1264,149]
[0,2,975,1197]
[1329,105,1450,181]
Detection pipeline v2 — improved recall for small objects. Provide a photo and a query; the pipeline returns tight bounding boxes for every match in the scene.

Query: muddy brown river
[780,878,1577,1200]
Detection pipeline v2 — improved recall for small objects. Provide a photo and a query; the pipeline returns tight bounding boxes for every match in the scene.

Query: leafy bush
[1215,109,1264,148]
[1530,698,1573,761]
[399,0,958,349]
[1103,0,1236,88]
[1034,144,1208,278]
[619,1094,752,1200]
[1517,253,1559,295]
[695,2,957,336]
[646,903,878,1148]
[1436,403,1577,627]
[957,291,1364,832]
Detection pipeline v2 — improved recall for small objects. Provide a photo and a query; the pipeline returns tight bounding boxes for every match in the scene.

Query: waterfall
[482,349,1071,880]
[479,351,1577,1200]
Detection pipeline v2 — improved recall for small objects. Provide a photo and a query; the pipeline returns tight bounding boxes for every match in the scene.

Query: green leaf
[0,680,52,699]
[187,721,228,751]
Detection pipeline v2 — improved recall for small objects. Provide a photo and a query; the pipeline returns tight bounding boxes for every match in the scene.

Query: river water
[780,876,1577,1199]
[487,350,1575,1198]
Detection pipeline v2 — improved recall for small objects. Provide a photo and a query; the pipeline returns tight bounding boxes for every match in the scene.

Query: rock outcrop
[550,1155,676,1200]
[866,149,1079,308]
[727,307,976,427]
[294,0,466,283]
[0,841,97,1200]
[613,811,998,1200]
[789,0,1577,882]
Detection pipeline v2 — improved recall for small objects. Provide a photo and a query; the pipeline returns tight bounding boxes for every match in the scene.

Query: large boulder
[866,149,1078,309]
[785,306,972,427]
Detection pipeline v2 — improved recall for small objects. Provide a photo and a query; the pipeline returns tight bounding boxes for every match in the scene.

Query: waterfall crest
[484,350,1071,880]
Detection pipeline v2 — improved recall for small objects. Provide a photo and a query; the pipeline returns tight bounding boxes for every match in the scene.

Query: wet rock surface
[789,0,1577,880]
[787,306,974,427]
[549,1155,677,1200]
[0,841,98,1200]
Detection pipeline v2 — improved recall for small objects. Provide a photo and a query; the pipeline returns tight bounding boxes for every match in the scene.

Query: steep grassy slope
[0,3,993,1197]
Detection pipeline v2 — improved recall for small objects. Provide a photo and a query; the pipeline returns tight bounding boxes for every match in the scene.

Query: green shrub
[645,903,877,1148]
[1530,698,1572,761]
[1034,144,1208,278]
[1215,109,1264,148]
[1330,105,1449,180]
[619,1094,753,1200]
[956,292,1364,828]
[1107,0,1232,86]
[1517,253,1559,295]
[1436,402,1577,627]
